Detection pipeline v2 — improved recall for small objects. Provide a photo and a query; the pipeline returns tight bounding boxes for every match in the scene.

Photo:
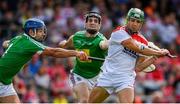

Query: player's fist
[160,49,170,56]
[76,51,89,61]
[2,40,10,48]
[58,40,67,48]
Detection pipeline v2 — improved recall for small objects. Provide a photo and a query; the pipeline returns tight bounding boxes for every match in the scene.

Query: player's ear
[98,23,101,30]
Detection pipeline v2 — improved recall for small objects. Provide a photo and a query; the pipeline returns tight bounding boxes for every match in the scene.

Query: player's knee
[119,95,134,103]
[88,98,94,103]
[123,99,134,103]
[79,98,88,103]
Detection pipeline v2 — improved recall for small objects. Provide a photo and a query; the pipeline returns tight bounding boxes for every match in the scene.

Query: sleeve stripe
[28,36,46,49]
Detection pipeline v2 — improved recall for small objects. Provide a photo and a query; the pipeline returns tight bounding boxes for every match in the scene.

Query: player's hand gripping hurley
[148,42,177,58]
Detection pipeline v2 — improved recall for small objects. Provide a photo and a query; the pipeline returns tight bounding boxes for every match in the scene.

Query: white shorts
[69,72,99,90]
[96,71,136,94]
[0,82,17,97]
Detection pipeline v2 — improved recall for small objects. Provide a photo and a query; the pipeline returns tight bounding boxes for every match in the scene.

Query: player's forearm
[127,44,162,56]
[43,47,78,58]
[135,56,157,72]
[122,39,163,56]
[53,49,78,58]
[139,47,163,56]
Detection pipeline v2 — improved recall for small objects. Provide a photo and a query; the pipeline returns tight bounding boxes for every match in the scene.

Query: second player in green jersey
[59,12,108,103]
[73,30,107,78]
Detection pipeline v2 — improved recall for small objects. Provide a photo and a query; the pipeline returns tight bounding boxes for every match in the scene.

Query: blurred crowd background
[0,0,180,103]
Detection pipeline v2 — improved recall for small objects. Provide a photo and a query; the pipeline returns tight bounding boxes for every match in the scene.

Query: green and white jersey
[0,33,46,85]
[72,31,107,79]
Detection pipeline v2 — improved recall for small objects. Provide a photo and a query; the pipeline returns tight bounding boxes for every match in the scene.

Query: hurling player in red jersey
[88,8,169,103]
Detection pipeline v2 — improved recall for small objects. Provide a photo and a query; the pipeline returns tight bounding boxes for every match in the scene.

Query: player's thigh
[0,95,20,103]
[88,86,109,103]
[117,88,134,103]
[73,82,90,101]
[69,73,90,98]
[0,83,19,103]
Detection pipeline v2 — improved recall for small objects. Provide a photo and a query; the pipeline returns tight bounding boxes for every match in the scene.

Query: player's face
[36,28,47,41]
[85,17,101,34]
[127,18,143,33]
[30,28,47,41]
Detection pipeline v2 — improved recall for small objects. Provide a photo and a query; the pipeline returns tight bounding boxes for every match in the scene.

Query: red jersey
[113,26,148,45]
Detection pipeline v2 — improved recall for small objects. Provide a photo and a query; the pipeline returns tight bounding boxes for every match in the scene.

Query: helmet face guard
[127,8,145,22]
[24,18,47,42]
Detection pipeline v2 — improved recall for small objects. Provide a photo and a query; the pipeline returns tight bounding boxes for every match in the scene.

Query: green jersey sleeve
[24,37,47,54]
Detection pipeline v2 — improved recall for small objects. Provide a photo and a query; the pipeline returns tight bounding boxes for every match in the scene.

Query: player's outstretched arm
[121,38,169,57]
[2,40,10,48]
[42,47,88,61]
[58,35,74,49]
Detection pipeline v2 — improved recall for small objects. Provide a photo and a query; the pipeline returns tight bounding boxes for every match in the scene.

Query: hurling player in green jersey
[0,18,88,103]
[59,12,108,103]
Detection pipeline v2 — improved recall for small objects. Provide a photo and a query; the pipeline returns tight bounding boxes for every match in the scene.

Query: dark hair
[85,11,101,24]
